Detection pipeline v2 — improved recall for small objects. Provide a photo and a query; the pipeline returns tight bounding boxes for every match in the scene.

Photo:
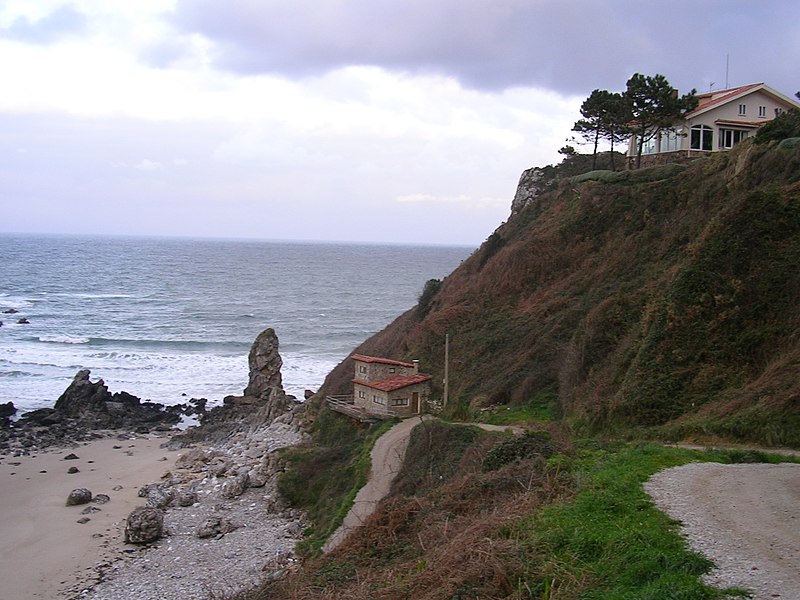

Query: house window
[388,367,396,374]
[719,128,748,149]
[358,365,367,374]
[391,397,409,407]
[659,129,682,152]
[372,395,385,405]
[738,104,746,116]
[358,390,366,399]
[641,135,658,155]
[775,107,784,117]
[758,106,767,118]
[690,125,713,151]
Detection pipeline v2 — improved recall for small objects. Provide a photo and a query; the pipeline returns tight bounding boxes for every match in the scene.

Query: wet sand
[0,436,179,599]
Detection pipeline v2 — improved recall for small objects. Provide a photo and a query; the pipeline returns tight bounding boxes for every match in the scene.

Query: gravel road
[645,462,800,599]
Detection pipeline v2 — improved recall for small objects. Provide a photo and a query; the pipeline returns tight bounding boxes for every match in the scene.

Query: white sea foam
[0,294,34,310]
[54,292,135,299]
[38,335,90,345]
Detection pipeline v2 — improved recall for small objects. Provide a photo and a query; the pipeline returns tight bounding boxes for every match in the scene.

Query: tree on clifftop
[625,73,698,169]
[572,89,630,171]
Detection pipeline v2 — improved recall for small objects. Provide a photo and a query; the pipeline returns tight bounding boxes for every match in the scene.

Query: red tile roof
[354,374,433,392]
[687,83,764,118]
[351,354,416,368]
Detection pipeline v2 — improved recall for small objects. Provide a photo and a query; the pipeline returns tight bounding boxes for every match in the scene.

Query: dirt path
[323,418,522,553]
[645,462,800,599]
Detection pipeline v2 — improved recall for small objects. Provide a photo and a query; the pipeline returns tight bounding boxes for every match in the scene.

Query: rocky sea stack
[173,327,303,445]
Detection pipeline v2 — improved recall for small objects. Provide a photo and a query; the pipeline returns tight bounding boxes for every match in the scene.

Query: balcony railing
[326,395,394,422]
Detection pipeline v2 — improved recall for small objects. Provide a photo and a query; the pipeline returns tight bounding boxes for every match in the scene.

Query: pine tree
[625,73,697,169]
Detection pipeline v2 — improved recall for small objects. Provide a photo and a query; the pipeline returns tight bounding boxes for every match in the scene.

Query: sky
[1,1,798,246]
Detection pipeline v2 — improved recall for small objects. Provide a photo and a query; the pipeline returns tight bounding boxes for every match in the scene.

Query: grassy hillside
[322,139,800,446]
[229,422,797,599]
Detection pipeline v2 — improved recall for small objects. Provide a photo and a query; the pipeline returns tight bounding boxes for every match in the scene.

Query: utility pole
[443,332,449,409]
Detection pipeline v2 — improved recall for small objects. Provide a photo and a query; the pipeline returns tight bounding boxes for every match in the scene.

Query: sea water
[0,234,471,413]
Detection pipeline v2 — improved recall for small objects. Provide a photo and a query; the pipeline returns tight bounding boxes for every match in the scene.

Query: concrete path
[322,415,432,552]
[322,417,526,553]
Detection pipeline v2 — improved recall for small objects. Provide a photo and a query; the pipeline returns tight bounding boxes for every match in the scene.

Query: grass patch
[511,442,755,598]
[482,387,558,425]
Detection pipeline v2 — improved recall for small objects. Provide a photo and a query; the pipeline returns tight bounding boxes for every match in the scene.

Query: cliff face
[322,140,800,445]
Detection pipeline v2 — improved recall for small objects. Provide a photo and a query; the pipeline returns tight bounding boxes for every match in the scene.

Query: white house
[628,83,800,167]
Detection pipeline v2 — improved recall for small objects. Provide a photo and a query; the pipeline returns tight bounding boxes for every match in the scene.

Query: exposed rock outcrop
[53,370,180,430]
[0,371,189,453]
[510,167,546,215]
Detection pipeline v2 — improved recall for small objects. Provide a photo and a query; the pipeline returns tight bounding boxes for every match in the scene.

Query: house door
[412,392,420,414]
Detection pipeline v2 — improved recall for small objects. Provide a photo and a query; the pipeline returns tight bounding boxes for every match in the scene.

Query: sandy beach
[0,435,178,599]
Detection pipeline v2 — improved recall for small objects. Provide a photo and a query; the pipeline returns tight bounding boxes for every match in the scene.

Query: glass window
[641,136,658,155]
[391,397,409,406]
[738,104,746,116]
[719,128,748,149]
[690,125,713,151]
[758,106,767,118]
[660,129,682,152]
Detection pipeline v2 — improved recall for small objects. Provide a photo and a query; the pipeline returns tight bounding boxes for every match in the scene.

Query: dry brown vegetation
[236,422,573,600]
[322,140,800,446]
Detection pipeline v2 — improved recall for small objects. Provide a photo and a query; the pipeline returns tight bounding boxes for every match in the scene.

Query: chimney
[412,360,419,374]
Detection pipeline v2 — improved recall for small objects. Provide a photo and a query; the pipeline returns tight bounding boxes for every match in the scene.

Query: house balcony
[325,395,396,422]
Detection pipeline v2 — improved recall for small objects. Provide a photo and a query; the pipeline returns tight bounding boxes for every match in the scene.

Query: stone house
[628,82,800,168]
[351,354,432,418]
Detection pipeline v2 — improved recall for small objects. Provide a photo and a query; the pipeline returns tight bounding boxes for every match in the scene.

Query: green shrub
[755,108,800,143]
[482,431,554,472]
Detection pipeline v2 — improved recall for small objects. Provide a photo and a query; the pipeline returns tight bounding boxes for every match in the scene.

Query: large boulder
[66,488,93,506]
[124,507,164,544]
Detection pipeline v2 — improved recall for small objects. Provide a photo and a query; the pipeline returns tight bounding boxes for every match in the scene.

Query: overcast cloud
[0,1,798,246]
[170,0,800,95]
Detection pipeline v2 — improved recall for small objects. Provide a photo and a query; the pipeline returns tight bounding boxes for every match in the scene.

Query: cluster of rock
[73,328,310,599]
[0,307,29,327]
[0,371,207,455]
[171,328,304,446]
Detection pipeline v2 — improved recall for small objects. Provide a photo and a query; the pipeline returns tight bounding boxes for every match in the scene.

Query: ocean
[0,234,471,413]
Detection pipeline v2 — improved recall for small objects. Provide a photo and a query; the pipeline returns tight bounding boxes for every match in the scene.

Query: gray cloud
[1,4,87,44]
[169,0,800,96]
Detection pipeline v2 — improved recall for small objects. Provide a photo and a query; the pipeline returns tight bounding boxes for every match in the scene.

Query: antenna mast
[443,332,449,409]
[725,54,730,89]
